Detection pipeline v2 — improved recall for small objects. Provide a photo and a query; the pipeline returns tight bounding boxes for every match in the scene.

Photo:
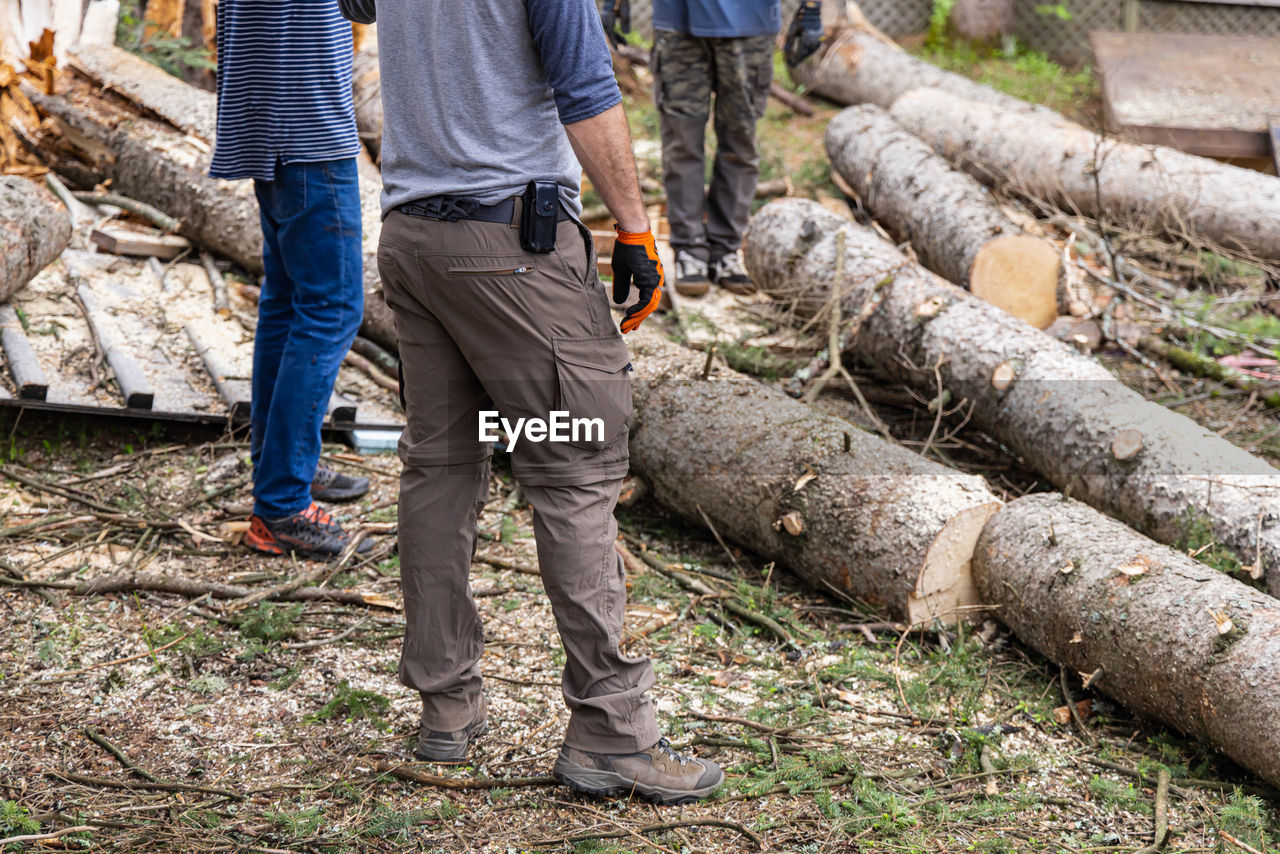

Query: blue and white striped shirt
[209,0,361,181]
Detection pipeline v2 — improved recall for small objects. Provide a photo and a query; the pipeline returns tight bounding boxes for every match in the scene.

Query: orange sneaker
[245,503,372,560]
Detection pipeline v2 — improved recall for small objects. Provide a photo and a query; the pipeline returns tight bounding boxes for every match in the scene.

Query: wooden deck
[1092,30,1280,163]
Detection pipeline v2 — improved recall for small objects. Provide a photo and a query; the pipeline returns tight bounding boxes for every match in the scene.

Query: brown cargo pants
[376,207,661,754]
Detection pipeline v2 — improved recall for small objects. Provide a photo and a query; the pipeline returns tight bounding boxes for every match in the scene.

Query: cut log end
[969,235,1061,330]
[906,501,1001,625]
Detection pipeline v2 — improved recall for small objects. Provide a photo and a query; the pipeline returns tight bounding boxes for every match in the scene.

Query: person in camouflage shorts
[651,0,780,296]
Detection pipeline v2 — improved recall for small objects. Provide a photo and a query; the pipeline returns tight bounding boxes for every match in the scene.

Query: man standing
[339,0,723,805]
[211,0,373,559]
[652,0,781,296]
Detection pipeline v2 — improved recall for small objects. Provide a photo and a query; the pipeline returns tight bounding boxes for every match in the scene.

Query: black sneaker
[246,503,373,560]
[311,466,370,503]
[415,696,488,764]
[710,251,756,295]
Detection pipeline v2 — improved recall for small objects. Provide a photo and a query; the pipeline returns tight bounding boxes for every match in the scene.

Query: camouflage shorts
[652,30,774,137]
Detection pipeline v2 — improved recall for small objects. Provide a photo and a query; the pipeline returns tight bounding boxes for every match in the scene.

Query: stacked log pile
[627,325,1280,788]
[744,198,1280,598]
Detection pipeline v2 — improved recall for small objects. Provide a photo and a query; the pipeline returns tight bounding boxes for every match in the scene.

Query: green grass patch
[309,680,392,730]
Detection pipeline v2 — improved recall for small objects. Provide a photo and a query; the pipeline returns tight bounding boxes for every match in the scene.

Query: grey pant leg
[706,35,774,259]
[654,30,712,262]
[398,459,490,730]
[524,478,660,754]
[378,214,495,732]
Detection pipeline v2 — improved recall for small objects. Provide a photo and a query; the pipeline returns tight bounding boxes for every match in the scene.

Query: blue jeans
[251,158,363,519]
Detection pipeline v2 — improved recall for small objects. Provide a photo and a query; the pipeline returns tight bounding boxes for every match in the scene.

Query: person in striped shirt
[210,0,373,560]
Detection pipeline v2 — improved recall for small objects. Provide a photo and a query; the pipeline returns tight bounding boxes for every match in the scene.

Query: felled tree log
[890,87,1280,263]
[0,175,71,300]
[976,494,1280,788]
[826,105,1060,328]
[29,46,399,350]
[351,23,382,161]
[745,198,1280,596]
[790,27,1061,121]
[627,327,1001,623]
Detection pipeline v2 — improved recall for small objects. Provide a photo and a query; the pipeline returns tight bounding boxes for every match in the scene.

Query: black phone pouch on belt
[520,180,559,253]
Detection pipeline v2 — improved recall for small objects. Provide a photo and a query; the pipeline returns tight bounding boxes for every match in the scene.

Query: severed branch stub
[1111,429,1143,461]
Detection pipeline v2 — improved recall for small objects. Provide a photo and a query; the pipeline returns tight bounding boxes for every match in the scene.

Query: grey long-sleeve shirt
[338,0,621,217]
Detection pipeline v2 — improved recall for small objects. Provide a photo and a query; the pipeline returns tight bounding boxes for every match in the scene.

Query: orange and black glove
[611,226,664,334]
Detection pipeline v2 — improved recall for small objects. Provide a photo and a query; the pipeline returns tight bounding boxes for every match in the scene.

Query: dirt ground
[4,44,1280,854]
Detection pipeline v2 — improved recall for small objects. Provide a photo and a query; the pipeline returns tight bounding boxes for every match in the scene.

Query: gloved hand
[611,226,664,334]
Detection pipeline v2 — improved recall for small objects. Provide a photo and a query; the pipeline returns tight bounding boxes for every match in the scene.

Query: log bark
[975,493,1280,788]
[627,327,1001,623]
[790,28,1062,122]
[744,198,1280,596]
[825,105,1060,328]
[29,46,399,351]
[351,23,382,161]
[0,175,71,301]
[890,87,1280,263]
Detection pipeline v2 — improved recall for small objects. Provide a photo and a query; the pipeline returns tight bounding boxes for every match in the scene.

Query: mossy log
[976,494,1280,788]
[0,175,71,301]
[889,87,1280,264]
[825,105,1060,328]
[27,46,398,350]
[744,198,1280,596]
[627,327,1000,624]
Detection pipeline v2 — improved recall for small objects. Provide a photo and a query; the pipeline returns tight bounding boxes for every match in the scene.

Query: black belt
[397,195,573,224]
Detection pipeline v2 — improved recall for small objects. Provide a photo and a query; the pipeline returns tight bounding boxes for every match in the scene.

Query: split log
[0,175,70,301]
[976,494,1280,788]
[744,198,1280,595]
[627,327,1001,623]
[790,27,1062,121]
[825,105,1060,328]
[889,87,1280,263]
[29,45,399,351]
[351,23,382,160]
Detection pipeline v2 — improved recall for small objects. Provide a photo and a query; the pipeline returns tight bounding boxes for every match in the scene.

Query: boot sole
[552,759,722,806]
[311,485,370,503]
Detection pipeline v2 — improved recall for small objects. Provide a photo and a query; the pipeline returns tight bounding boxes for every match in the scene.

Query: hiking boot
[245,503,373,560]
[673,250,711,297]
[311,465,370,503]
[552,737,724,805]
[710,251,756,295]
[415,696,487,764]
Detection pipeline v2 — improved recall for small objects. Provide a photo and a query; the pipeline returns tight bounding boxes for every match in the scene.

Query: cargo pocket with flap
[552,335,633,452]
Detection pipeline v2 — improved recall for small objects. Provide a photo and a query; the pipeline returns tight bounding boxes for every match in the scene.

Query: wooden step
[185,326,251,420]
[0,305,50,400]
[76,283,155,410]
[327,392,358,425]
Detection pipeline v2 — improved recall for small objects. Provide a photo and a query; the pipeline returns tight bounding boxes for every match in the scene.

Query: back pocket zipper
[447,265,534,278]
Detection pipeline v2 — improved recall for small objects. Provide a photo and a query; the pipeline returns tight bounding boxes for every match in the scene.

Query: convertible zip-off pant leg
[377,209,661,754]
